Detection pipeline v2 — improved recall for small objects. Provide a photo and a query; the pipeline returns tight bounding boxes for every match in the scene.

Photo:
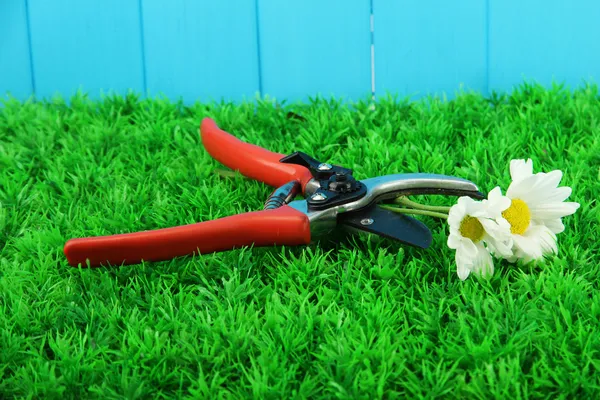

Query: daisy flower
[447,191,513,280]
[488,159,580,263]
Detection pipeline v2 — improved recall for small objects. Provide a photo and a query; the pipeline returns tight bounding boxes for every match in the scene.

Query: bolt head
[317,163,332,171]
[360,218,374,226]
[311,192,327,201]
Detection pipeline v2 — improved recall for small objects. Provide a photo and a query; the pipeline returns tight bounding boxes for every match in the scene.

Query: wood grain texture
[374,0,487,99]
[258,0,372,102]
[0,0,33,100]
[142,0,260,103]
[27,0,145,100]
[3,1,600,101]
[489,0,600,93]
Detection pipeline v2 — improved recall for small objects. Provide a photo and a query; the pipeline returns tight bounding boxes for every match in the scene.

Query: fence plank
[258,0,372,102]
[27,0,144,100]
[0,0,33,100]
[374,0,487,99]
[489,0,600,93]
[142,0,260,103]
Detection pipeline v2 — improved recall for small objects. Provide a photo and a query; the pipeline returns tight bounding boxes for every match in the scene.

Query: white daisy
[491,159,580,263]
[447,193,513,280]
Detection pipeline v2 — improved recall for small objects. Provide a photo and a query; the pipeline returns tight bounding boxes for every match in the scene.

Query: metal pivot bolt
[311,192,328,201]
[317,163,332,171]
[360,218,374,225]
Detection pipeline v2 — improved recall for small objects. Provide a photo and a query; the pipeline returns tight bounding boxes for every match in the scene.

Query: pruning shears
[63,118,484,268]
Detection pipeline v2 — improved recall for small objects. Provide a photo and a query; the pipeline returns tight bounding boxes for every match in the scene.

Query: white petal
[511,224,558,263]
[512,234,543,261]
[541,218,565,234]
[536,186,572,203]
[519,170,565,205]
[495,216,513,233]
[447,232,462,249]
[448,202,466,226]
[456,196,474,208]
[483,186,511,218]
[511,248,534,264]
[506,173,540,200]
[488,186,504,201]
[485,232,514,258]
[487,238,514,258]
[456,257,471,280]
[448,211,463,227]
[479,217,511,239]
[536,170,563,191]
[464,198,490,218]
[505,254,520,264]
[454,240,478,275]
[529,202,580,220]
[510,159,534,182]
[527,224,558,256]
[459,239,479,258]
[470,243,494,279]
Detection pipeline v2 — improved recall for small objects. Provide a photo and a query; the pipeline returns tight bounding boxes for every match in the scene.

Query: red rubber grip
[200,118,314,193]
[63,206,311,267]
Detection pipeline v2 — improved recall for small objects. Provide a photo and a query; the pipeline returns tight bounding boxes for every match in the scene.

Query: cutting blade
[337,204,433,249]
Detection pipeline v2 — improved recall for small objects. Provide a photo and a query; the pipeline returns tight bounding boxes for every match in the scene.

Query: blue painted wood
[141,0,260,103]
[0,0,33,100]
[27,0,145,100]
[257,0,372,102]
[489,0,600,93]
[374,0,487,99]
[4,1,600,102]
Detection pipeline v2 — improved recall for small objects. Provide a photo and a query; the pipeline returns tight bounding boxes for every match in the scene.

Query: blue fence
[1,0,599,104]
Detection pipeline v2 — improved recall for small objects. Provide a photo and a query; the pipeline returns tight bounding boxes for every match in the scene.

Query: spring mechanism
[264,181,301,210]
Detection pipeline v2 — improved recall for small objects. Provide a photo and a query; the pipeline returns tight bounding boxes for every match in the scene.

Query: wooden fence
[1,0,599,103]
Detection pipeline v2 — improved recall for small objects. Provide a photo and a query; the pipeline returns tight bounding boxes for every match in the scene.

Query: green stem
[394,196,452,213]
[380,205,449,220]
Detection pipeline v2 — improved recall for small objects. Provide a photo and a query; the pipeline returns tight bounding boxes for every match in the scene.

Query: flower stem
[394,196,452,213]
[380,205,449,220]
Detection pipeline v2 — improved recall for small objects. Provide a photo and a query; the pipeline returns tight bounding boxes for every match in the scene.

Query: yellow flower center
[501,198,531,235]
[459,215,485,242]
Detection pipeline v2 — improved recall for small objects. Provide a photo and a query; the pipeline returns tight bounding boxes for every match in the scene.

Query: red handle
[63,206,311,267]
[200,118,314,193]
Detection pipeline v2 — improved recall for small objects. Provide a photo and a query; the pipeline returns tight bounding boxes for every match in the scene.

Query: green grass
[1,82,599,399]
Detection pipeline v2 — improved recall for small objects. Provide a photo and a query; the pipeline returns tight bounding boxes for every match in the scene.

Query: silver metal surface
[289,173,481,240]
[264,181,301,210]
[355,173,480,211]
[304,179,320,197]
[361,218,374,225]
[311,193,327,201]
[317,163,332,171]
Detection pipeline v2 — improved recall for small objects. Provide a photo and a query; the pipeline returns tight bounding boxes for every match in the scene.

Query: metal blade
[337,205,433,249]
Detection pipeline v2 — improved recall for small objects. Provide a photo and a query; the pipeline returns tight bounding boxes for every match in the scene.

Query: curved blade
[338,205,433,249]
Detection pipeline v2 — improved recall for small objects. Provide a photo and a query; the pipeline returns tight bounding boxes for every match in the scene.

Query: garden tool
[63,118,484,268]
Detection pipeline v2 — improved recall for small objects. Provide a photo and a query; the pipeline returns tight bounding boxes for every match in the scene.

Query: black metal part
[280,151,367,210]
[337,204,433,249]
[307,183,367,210]
[264,181,301,210]
[327,171,358,193]
[389,187,486,200]
[280,151,353,180]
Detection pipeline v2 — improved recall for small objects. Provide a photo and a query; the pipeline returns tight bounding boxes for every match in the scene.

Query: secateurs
[63,118,484,268]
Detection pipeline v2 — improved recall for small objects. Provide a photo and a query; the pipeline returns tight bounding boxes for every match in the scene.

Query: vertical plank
[258,0,372,102]
[142,0,259,103]
[0,0,33,100]
[27,0,145,100]
[489,0,600,93]
[374,0,487,99]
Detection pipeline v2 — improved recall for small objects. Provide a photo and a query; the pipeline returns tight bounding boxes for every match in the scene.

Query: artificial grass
[1,83,599,399]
